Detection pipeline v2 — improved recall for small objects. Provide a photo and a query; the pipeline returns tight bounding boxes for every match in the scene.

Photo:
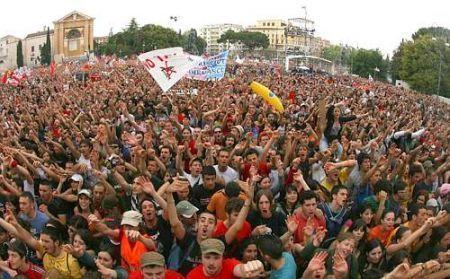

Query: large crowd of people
[0,57,449,279]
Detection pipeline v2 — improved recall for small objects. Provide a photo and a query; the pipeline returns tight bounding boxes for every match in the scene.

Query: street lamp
[432,37,449,96]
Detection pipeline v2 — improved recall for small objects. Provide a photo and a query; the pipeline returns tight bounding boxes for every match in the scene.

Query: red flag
[289,90,295,104]
[50,61,56,76]
[1,72,7,84]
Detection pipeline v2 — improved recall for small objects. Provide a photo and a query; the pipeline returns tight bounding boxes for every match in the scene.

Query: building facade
[0,35,20,71]
[23,30,54,67]
[53,11,94,62]
[247,20,287,52]
[199,24,244,54]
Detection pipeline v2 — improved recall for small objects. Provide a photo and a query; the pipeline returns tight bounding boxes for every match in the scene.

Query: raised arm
[224,180,254,244]
[166,180,188,240]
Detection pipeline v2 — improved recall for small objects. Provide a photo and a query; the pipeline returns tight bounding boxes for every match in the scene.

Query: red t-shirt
[8,262,45,279]
[294,212,326,244]
[213,220,252,257]
[187,258,240,279]
[241,162,269,181]
[129,269,185,279]
[213,220,252,243]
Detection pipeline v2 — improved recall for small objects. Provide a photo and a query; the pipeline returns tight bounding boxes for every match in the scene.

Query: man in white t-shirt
[182,158,203,187]
[213,149,238,185]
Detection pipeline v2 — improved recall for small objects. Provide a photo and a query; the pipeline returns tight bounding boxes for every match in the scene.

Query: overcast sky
[1,0,449,55]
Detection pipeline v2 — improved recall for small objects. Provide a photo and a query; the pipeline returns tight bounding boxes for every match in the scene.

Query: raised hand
[333,251,349,279]
[312,228,327,247]
[125,229,141,242]
[136,176,155,195]
[306,251,328,273]
[303,217,315,238]
[285,215,299,235]
[240,260,264,278]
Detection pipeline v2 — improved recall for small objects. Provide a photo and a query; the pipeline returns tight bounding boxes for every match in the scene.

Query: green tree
[218,30,269,50]
[16,40,23,67]
[218,30,239,44]
[182,29,206,55]
[392,26,450,97]
[351,48,386,80]
[412,27,450,41]
[321,45,342,62]
[40,28,52,65]
[397,35,449,96]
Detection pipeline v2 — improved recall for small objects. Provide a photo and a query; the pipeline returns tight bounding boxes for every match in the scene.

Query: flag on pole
[138,47,202,92]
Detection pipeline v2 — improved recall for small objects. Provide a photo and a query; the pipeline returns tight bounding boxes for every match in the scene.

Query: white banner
[138,47,202,92]
[187,51,229,81]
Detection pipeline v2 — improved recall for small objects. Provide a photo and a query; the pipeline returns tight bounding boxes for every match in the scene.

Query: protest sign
[138,47,202,92]
[187,51,229,81]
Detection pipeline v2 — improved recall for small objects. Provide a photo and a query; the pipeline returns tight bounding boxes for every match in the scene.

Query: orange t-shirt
[368,225,394,246]
[207,191,247,221]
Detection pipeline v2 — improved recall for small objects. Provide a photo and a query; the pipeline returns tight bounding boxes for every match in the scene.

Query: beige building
[247,20,287,52]
[23,29,54,67]
[310,36,331,57]
[199,24,244,54]
[0,35,20,71]
[53,11,94,62]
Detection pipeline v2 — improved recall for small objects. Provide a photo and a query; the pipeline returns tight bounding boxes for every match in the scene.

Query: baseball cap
[176,200,199,218]
[200,238,225,255]
[78,189,91,198]
[121,210,142,227]
[426,198,439,208]
[70,174,83,183]
[440,184,450,197]
[140,252,165,268]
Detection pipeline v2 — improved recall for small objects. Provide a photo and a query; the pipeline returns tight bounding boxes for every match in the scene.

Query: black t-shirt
[191,183,223,212]
[177,234,201,276]
[143,216,173,259]
[36,197,67,218]
[247,210,287,237]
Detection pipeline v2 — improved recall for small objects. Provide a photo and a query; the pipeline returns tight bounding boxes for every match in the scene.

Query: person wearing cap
[0,239,45,279]
[187,238,264,278]
[176,200,199,233]
[166,179,217,275]
[438,183,450,208]
[73,189,93,220]
[88,210,156,272]
[129,251,184,279]
[53,173,84,204]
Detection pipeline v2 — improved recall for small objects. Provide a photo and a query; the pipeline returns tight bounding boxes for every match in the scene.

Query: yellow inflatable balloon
[250,81,284,113]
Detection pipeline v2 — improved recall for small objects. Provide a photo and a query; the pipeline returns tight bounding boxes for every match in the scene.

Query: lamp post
[432,37,449,96]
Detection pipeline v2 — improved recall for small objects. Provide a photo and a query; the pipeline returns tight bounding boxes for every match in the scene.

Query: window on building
[31,46,34,52]
[263,23,266,26]
[272,23,275,26]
